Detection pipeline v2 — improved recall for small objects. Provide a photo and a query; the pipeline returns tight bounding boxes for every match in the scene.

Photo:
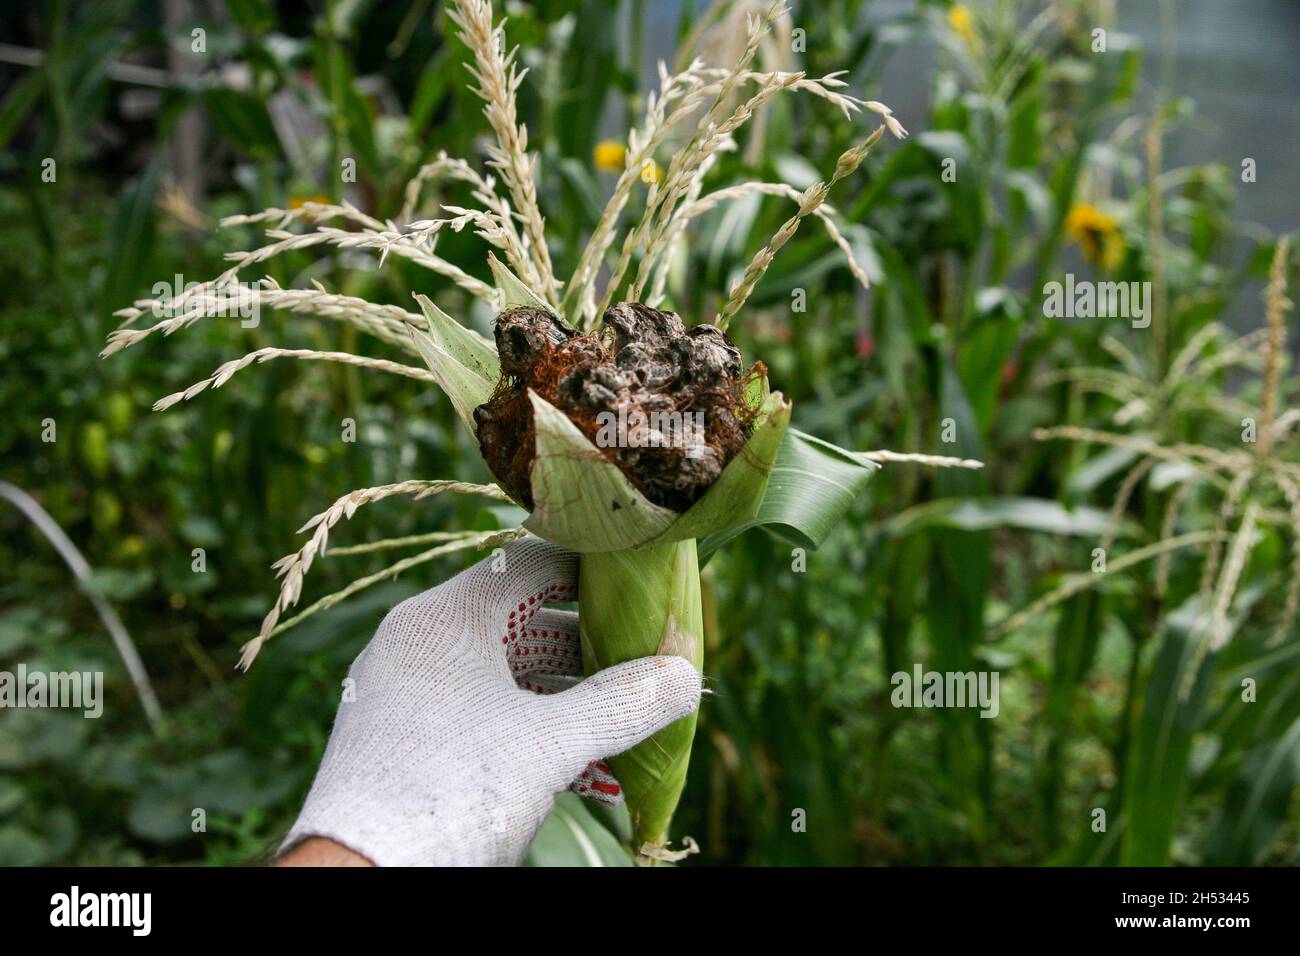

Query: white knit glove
[281,538,702,866]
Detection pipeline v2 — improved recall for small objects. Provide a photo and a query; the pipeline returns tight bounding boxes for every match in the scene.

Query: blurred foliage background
[0,0,1296,866]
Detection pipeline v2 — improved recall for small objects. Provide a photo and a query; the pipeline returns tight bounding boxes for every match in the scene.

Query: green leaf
[127,783,198,843]
[699,427,879,562]
[487,252,550,313]
[1120,597,1219,865]
[1006,67,1042,169]
[0,825,50,867]
[0,711,89,770]
[925,358,993,825]
[885,497,1117,538]
[409,47,452,137]
[549,0,618,157]
[915,130,983,249]
[0,809,77,866]
[706,190,762,283]
[523,391,677,551]
[651,390,791,546]
[1040,590,1104,847]
[555,156,605,224]
[224,0,276,33]
[0,69,43,156]
[81,567,153,601]
[100,157,161,321]
[189,750,297,815]
[0,778,26,818]
[523,792,633,866]
[1066,446,1141,496]
[0,608,66,657]
[179,515,223,548]
[128,750,296,843]
[1203,716,1300,865]
[408,300,499,437]
[959,306,1020,429]
[201,88,280,158]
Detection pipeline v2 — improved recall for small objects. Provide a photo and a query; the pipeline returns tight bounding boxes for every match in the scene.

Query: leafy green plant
[103,0,988,860]
[5,0,1295,868]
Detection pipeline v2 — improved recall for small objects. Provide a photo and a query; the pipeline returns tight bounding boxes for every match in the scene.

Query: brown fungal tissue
[474,302,758,513]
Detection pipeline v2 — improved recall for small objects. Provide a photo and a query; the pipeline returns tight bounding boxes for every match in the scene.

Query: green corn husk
[520,381,792,855]
[577,538,703,853]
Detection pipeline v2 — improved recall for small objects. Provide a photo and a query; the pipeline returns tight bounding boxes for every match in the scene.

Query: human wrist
[274,836,374,867]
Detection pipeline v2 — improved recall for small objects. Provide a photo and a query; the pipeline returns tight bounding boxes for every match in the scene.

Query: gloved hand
[280,538,702,866]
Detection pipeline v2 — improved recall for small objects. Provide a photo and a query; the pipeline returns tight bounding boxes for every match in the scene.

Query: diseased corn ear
[523,390,677,551]
[648,386,791,546]
[521,383,793,554]
[407,299,499,437]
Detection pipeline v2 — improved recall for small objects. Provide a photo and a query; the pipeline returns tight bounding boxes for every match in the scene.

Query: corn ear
[524,386,793,552]
[524,391,678,550]
[578,537,704,856]
[522,379,791,854]
[652,389,791,544]
[418,256,810,851]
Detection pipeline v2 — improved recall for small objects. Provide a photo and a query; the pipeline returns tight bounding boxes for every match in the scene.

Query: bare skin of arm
[274,837,374,867]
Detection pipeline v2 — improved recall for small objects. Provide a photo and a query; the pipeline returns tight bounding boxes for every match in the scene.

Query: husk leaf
[412,292,500,379]
[522,391,678,551]
[488,252,555,314]
[578,537,703,853]
[407,302,499,436]
[698,427,881,561]
[648,388,791,546]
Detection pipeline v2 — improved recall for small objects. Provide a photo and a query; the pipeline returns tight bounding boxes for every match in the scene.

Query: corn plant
[1013,217,1298,862]
[982,91,1299,863]
[104,0,983,860]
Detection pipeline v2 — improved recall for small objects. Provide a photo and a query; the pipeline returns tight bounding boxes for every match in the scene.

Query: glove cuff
[282,784,527,866]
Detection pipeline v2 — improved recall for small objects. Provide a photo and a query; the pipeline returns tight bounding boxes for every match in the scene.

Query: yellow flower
[117,535,146,561]
[593,140,627,173]
[289,194,331,209]
[947,4,977,46]
[1065,202,1124,269]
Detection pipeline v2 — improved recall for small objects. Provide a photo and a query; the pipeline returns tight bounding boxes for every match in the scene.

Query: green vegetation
[0,0,1295,866]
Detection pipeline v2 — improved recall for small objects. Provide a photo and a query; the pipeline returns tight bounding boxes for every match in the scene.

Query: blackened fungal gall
[494,307,578,378]
[475,302,757,513]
